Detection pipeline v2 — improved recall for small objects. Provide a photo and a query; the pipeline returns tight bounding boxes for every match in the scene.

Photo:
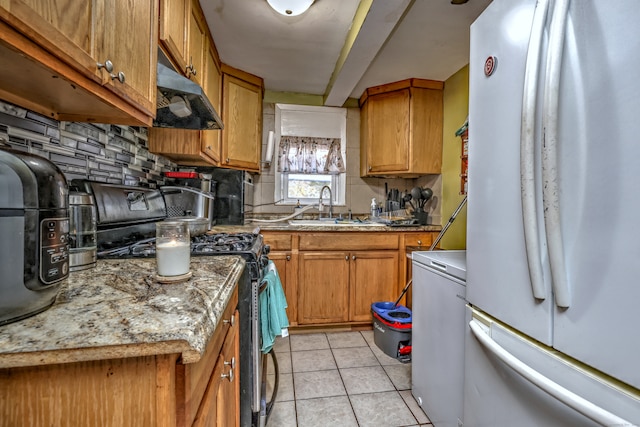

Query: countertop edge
[214,223,442,233]
[0,340,193,369]
[0,257,246,369]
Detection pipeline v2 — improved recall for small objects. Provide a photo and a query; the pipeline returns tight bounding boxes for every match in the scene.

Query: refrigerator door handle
[542,0,572,308]
[521,0,551,301]
[469,320,634,426]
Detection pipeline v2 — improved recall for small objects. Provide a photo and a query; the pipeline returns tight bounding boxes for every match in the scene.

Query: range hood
[153,63,223,130]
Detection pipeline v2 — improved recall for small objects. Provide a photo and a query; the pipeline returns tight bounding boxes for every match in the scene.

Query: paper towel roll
[265,131,275,163]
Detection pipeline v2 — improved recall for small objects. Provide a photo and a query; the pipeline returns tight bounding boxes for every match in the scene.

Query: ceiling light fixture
[266,0,315,16]
[451,0,469,4]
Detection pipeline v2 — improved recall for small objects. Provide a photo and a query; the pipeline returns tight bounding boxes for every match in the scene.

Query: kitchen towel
[260,261,289,353]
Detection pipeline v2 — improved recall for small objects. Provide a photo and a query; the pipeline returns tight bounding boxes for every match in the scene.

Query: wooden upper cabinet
[159,0,206,82]
[187,1,206,84]
[360,78,444,177]
[201,39,222,164]
[221,64,264,172]
[159,0,189,72]
[97,0,158,115]
[0,0,158,125]
[1,0,96,72]
[150,0,222,166]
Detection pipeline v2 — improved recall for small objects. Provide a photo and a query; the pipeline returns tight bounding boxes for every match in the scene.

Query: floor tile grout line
[363,331,419,426]
[273,331,422,427]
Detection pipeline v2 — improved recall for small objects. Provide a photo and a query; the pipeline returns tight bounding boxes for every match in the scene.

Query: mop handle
[394,279,412,307]
[429,195,467,251]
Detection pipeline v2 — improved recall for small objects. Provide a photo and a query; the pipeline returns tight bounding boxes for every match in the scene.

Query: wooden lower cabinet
[297,250,399,325]
[0,354,178,427]
[268,251,297,326]
[401,232,437,309]
[263,230,436,326]
[349,251,399,322]
[192,309,239,427]
[298,251,351,324]
[0,289,239,427]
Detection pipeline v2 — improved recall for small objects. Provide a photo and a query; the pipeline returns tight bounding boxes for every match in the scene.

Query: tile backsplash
[0,100,176,187]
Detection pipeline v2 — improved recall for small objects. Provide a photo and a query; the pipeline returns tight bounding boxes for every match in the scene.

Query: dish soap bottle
[371,198,378,217]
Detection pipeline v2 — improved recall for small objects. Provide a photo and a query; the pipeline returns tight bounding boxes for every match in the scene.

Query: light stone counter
[0,256,245,368]
[210,223,442,233]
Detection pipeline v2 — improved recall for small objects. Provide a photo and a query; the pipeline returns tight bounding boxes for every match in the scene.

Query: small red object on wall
[455,118,469,195]
[459,129,468,195]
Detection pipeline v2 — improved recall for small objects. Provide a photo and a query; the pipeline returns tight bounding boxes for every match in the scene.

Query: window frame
[273,104,347,206]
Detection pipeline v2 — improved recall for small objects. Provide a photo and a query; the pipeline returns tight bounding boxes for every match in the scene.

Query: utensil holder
[413,209,428,225]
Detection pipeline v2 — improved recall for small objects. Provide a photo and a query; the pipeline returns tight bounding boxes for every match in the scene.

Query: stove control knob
[260,255,269,269]
[262,244,271,255]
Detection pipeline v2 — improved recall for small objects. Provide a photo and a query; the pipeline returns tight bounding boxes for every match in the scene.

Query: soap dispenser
[371,198,378,217]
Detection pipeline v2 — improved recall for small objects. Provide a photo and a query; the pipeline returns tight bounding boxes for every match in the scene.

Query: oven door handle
[259,350,279,427]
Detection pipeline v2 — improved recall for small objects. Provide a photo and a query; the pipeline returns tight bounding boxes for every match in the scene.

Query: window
[274,104,347,206]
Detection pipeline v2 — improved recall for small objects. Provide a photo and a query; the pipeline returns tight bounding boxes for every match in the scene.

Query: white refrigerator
[465,0,640,425]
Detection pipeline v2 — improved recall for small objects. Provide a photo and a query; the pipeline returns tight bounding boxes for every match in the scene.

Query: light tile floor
[266,330,432,427]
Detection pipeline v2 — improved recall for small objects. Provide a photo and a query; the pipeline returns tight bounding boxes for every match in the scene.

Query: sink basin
[288,219,386,227]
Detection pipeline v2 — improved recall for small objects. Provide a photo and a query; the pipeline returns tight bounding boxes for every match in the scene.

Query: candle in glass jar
[156,239,190,276]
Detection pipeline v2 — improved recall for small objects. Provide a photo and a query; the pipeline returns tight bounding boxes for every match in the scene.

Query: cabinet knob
[224,356,236,370]
[226,158,230,163]
[417,240,422,246]
[186,57,197,77]
[96,60,113,73]
[110,71,126,83]
[286,255,291,261]
[207,145,212,150]
[368,166,372,171]
[345,256,349,261]
[352,255,356,261]
[221,368,234,382]
[223,314,235,327]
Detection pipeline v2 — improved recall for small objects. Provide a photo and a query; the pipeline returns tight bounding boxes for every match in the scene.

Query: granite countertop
[0,256,245,369]
[211,222,442,233]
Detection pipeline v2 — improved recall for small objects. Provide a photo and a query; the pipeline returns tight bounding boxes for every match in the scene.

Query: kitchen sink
[288,219,386,227]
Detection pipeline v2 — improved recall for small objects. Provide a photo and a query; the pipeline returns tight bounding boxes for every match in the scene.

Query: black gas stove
[75,180,275,427]
[97,232,269,281]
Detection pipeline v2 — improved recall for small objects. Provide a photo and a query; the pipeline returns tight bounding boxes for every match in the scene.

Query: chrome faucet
[318,185,333,219]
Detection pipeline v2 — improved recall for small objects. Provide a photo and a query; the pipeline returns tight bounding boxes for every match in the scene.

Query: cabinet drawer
[403,233,434,249]
[262,232,293,251]
[175,288,238,427]
[299,233,399,251]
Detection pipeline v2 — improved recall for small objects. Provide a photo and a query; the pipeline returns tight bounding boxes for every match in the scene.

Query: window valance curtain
[277,136,346,174]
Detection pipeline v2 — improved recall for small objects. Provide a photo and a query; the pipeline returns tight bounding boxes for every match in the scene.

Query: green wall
[440,65,469,249]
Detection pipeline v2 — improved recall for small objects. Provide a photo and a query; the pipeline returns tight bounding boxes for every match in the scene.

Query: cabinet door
[217,309,239,427]
[349,251,399,322]
[367,89,410,174]
[192,354,224,427]
[159,0,189,71]
[187,1,206,84]
[0,0,156,125]
[269,251,297,326]
[98,0,157,114]
[221,73,262,171]
[298,252,350,324]
[201,40,222,164]
[192,309,239,427]
[1,0,98,74]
